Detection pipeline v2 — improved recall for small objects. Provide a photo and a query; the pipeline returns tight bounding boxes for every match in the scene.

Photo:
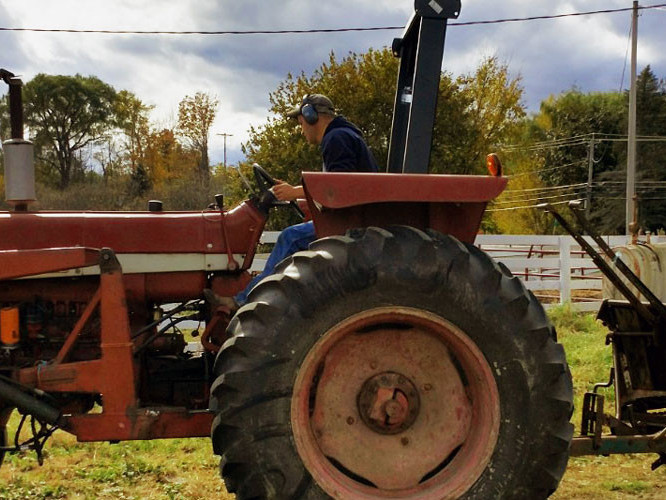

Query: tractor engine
[1,293,101,366]
[0,199,269,418]
[0,275,211,412]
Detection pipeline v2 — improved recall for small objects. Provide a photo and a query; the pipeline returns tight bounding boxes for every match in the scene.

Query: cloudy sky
[1,0,665,165]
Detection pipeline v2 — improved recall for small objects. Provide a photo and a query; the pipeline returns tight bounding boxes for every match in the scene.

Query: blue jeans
[234,221,316,306]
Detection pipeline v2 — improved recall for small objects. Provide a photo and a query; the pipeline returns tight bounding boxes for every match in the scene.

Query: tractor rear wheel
[210,227,573,499]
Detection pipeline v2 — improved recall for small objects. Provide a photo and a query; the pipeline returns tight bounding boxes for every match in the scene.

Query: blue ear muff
[301,103,319,125]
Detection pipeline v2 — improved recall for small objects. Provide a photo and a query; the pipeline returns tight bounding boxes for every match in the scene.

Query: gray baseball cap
[286,94,336,118]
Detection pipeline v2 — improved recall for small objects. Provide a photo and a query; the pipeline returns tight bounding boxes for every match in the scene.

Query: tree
[240,50,526,229]
[240,49,401,228]
[177,92,218,184]
[142,128,198,187]
[244,50,525,181]
[597,66,666,233]
[529,90,624,187]
[451,57,525,174]
[114,90,153,175]
[23,74,117,189]
[0,92,8,141]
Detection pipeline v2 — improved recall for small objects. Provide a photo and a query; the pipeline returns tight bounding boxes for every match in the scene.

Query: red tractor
[8,1,664,498]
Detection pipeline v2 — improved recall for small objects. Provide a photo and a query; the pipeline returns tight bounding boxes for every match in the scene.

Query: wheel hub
[358,372,420,434]
[291,307,500,496]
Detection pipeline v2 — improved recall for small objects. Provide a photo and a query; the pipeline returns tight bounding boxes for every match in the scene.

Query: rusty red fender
[303,172,507,244]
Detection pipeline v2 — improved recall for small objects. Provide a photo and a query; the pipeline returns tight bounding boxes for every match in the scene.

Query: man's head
[287,94,336,145]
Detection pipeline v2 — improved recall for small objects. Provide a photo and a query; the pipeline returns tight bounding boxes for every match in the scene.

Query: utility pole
[586,133,595,217]
[626,1,639,235]
[217,133,233,168]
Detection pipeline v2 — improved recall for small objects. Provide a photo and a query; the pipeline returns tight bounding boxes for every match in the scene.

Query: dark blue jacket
[320,116,379,173]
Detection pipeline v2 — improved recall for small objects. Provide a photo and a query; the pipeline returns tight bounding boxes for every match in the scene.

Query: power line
[504,182,588,193]
[502,182,587,196]
[0,26,403,36]
[501,187,586,200]
[594,196,666,201]
[1,3,665,36]
[495,180,666,206]
[619,14,633,92]
[501,134,666,155]
[494,185,666,208]
[450,3,666,27]
[507,159,587,178]
[494,190,587,206]
[487,198,585,212]
[593,181,666,186]
[488,193,666,212]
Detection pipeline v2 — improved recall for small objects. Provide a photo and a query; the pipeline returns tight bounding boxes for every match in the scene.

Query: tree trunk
[199,147,210,186]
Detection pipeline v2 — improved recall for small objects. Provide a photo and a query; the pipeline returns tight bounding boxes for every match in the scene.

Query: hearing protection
[300,96,320,125]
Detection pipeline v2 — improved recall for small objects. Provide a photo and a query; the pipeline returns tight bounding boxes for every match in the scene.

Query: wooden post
[559,236,572,304]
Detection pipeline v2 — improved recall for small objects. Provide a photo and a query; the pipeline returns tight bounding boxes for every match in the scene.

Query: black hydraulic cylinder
[402,16,447,173]
[387,1,461,174]
[0,379,63,427]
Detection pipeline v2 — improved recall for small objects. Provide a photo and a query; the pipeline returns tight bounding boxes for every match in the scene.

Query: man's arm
[272,181,304,201]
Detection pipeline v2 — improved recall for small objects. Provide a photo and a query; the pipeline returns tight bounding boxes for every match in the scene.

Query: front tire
[210,227,573,499]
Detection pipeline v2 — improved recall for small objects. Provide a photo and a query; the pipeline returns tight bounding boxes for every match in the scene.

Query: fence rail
[256,232,666,312]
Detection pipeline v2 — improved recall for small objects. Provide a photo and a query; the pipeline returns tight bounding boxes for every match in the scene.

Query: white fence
[477,235,619,312]
[256,232,666,312]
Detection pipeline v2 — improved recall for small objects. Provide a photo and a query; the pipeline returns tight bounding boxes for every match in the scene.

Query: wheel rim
[291,307,500,499]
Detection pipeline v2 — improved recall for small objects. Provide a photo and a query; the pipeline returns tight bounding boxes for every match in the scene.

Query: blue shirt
[320,116,379,173]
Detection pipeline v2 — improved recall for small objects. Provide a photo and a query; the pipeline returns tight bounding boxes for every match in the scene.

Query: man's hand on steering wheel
[272,181,304,202]
[252,163,305,219]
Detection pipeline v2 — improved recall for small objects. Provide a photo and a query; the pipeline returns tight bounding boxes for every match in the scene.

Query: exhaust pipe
[1,69,36,211]
[0,378,64,428]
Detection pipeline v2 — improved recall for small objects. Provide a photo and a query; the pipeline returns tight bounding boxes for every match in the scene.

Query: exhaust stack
[1,69,36,211]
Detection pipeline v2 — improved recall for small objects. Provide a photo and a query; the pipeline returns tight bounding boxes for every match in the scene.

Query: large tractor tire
[210,227,573,499]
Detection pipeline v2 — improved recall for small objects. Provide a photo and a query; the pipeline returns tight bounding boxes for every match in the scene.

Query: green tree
[243,51,524,181]
[23,74,117,189]
[177,92,218,184]
[241,50,525,229]
[452,56,525,174]
[632,66,666,232]
[243,49,399,188]
[114,90,154,174]
[596,66,666,233]
[530,90,625,188]
[0,92,8,141]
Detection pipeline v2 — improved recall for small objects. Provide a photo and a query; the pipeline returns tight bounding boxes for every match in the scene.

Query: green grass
[1,303,665,498]
[0,434,230,499]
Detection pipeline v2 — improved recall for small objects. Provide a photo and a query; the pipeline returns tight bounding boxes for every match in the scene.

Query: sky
[1,0,665,166]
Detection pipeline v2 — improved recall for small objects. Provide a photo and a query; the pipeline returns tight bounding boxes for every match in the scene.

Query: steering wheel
[252,163,305,219]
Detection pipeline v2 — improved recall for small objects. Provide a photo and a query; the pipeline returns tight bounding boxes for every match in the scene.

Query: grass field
[1,304,665,499]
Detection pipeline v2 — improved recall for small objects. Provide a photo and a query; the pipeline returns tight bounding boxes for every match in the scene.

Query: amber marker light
[486,153,502,177]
